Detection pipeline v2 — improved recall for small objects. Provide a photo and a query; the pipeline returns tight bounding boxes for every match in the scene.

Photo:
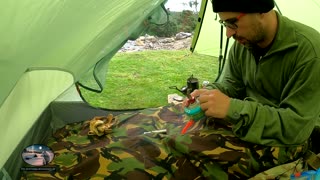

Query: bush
[147,21,178,37]
[146,10,198,37]
[176,10,197,33]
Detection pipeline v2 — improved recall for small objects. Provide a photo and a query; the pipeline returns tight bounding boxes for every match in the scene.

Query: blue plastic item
[290,168,320,180]
[184,99,205,121]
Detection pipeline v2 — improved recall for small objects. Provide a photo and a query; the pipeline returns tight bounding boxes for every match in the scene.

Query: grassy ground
[80,49,219,110]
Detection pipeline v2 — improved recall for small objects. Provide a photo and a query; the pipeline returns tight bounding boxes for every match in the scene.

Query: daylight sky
[164,0,200,12]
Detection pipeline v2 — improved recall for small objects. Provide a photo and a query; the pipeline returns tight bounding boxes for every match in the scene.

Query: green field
[80,49,219,110]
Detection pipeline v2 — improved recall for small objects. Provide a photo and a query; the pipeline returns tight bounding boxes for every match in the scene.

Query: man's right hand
[183,88,231,119]
[182,89,209,108]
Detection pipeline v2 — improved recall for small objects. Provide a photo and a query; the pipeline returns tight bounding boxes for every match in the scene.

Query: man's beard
[233,25,265,50]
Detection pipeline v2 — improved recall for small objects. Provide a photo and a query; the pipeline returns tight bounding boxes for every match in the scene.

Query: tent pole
[218,25,223,73]
[214,25,227,82]
[274,2,282,15]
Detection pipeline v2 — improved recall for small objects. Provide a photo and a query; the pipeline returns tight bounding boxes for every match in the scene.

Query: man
[191,0,320,147]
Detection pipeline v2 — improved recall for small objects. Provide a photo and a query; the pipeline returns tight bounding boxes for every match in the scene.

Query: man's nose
[226,27,236,38]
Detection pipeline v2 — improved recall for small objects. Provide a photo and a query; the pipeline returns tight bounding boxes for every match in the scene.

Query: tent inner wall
[3,99,138,179]
[3,105,54,180]
[0,70,73,170]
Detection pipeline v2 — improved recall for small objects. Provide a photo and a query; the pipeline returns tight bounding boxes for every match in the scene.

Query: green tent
[1,0,320,179]
[0,0,167,178]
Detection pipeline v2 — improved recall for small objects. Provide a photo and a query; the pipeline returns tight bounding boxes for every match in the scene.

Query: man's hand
[191,89,231,119]
[182,89,208,107]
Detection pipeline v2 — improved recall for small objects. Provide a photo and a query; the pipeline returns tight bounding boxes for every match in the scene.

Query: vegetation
[80,50,218,110]
[146,9,198,37]
[175,10,197,33]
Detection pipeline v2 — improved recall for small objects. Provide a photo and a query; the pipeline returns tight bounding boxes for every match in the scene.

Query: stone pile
[118,32,192,52]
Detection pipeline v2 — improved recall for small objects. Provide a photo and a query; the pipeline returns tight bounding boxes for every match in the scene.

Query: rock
[135,39,145,46]
[159,38,175,43]
[175,32,192,40]
[145,35,157,43]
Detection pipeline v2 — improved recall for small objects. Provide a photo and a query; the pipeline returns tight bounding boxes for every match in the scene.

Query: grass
[80,49,218,110]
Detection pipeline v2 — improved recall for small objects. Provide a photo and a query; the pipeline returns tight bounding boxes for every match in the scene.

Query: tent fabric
[0,70,73,170]
[0,0,167,170]
[0,0,167,106]
[3,100,54,180]
[191,0,224,57]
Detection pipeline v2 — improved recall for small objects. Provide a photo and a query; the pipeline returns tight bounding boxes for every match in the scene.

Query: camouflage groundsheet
[21,103,306,179]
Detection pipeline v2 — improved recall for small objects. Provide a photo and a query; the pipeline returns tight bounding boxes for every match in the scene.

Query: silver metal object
[143,129,167,134]
[202,80,210,88]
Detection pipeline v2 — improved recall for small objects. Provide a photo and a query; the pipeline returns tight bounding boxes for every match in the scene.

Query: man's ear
[254,12,266,22]
[258,12,265,19]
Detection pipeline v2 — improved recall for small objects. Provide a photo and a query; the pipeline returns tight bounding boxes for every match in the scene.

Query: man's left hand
[197,89,231,119]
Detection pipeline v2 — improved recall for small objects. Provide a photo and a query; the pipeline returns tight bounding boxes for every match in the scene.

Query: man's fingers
[190,89,208,97]
[197,94,212,103]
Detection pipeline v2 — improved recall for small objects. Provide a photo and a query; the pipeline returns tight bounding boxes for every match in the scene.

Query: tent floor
[3,102,308,179]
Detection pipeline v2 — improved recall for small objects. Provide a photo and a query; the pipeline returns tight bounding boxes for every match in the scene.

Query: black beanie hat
[212,0,275,13]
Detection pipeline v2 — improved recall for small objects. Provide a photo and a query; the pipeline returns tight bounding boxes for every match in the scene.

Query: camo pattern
[21,104,307,179]
[249,158,304,180]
